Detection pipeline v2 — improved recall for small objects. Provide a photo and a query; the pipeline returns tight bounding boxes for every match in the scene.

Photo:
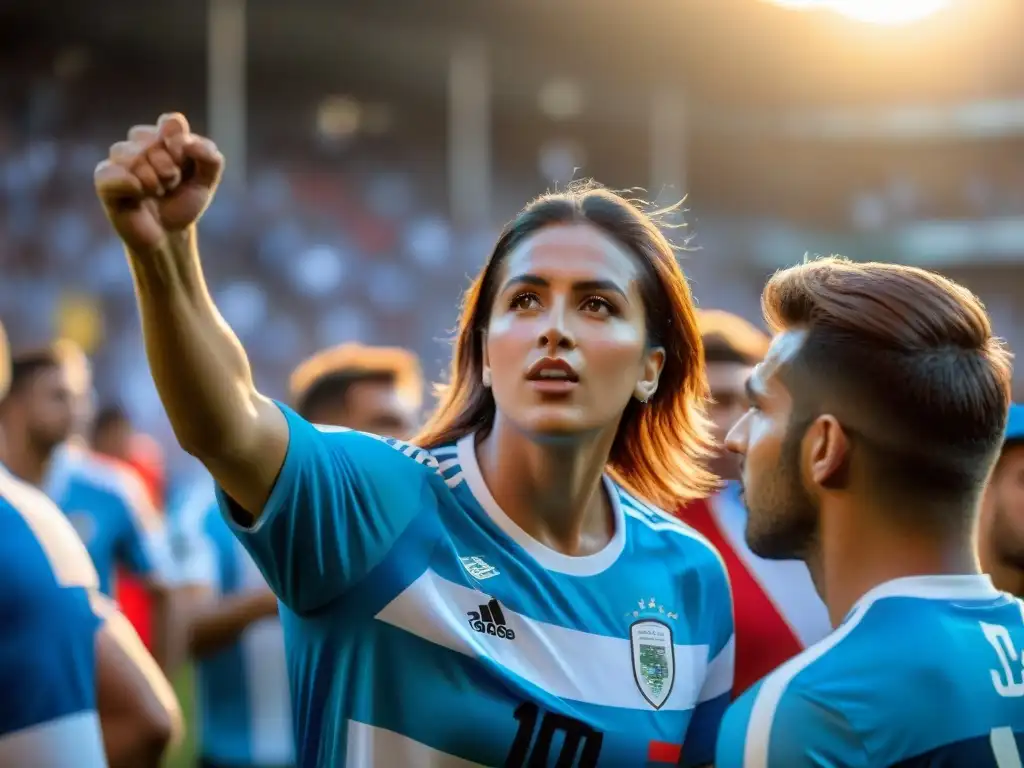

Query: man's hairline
[298,371,402,421]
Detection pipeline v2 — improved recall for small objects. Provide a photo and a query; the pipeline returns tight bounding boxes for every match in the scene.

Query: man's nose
[725,412,750,455]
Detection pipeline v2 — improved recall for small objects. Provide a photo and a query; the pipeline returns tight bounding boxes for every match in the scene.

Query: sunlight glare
[766,0,952,25]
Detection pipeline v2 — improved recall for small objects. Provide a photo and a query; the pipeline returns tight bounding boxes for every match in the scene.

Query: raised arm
[97,114,447,615]
[93,113,285,519]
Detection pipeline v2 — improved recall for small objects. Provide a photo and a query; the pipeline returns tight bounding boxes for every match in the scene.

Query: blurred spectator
[92,403,133,463]
[91,403,165,653]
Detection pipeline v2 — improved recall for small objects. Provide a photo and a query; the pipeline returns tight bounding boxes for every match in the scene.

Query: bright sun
[766,0,952,25]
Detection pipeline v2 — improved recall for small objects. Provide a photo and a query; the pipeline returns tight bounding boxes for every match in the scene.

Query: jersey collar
[848,573,1001,623]
[455,433,627,576]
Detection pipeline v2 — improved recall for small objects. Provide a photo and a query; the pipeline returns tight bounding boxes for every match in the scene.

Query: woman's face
[483,224,664,437]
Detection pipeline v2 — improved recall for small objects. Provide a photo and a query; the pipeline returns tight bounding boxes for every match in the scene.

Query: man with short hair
[0,322,181,767]
[169,343,423,768]
[979,403,1024,596]
[92,404,134,463]
[716,258,1021,766]
[678,310,829,696]
[0,347,178,668]
[289,342,422,434]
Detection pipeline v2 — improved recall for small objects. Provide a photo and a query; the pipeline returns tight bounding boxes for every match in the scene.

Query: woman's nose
[537,302,575,352]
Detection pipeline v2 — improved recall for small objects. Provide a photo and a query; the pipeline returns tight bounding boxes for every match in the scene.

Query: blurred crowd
[4,43,1024,484]
[0,53,498,478]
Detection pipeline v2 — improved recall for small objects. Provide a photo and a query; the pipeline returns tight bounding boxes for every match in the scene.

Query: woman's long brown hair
[414,182,716,509]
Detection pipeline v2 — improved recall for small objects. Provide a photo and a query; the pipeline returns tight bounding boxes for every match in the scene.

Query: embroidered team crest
[628,597,676,709]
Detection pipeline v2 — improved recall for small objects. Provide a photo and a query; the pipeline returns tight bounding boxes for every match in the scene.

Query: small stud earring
[482,371,492,388]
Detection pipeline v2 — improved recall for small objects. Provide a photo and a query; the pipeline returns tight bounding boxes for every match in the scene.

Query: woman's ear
[634,346,665,403]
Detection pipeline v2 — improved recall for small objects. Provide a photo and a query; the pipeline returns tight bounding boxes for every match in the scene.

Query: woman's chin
[514,406,603,441]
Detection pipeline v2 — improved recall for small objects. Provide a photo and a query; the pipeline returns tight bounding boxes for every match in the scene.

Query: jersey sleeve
[218,402,442,614]
[681,547,735,767]
[714,679,868,767]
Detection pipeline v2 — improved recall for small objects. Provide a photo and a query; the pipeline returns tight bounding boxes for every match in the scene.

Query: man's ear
[806,414,850,490]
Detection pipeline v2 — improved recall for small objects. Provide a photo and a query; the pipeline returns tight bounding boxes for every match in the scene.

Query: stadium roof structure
[6,0,1024,119]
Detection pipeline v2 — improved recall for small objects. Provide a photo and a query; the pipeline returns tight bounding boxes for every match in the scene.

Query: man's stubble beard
[747,424,819,562]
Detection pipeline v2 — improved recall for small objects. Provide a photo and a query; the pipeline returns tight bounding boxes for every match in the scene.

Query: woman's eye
[580,296,614,315]
[509,292,540,311]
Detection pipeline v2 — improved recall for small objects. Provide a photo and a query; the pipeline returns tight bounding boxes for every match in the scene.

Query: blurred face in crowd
[483,224,663,437]
[979,444,1024,577]
[20,365,75,452]
[706,360,755,481]
[726,331,820,560]
[313,380,417,440]
[94,418,134,462]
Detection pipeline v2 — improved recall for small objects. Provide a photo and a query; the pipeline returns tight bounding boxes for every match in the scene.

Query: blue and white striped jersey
[716,574,1024,767]
[219,403,735,767]
[45,443,171,595]
[171,481,294,767]
[0,463,107,767]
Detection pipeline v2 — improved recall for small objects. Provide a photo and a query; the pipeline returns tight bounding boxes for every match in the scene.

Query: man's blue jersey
[46,444,170,595]
[172,482,294,767]
[717,574,1024,767]
[0,463,107,766]
[218,404,735,767]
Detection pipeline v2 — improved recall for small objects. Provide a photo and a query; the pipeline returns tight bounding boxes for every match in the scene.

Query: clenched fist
[94,113,224,254]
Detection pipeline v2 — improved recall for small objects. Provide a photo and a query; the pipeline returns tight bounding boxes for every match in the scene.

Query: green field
[165,665,196,768]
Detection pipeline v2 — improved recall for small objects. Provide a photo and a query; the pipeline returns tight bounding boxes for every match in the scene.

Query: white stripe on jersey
[742,604,867,768]
[0,465,98,590]
[375,568,730,711]
[0,711,106,767]
[705,634,737,698]
[70,451,163,534]
[346,720,484,768]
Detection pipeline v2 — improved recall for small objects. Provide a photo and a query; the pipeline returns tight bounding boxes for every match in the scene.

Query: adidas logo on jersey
[467,598,516,640]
